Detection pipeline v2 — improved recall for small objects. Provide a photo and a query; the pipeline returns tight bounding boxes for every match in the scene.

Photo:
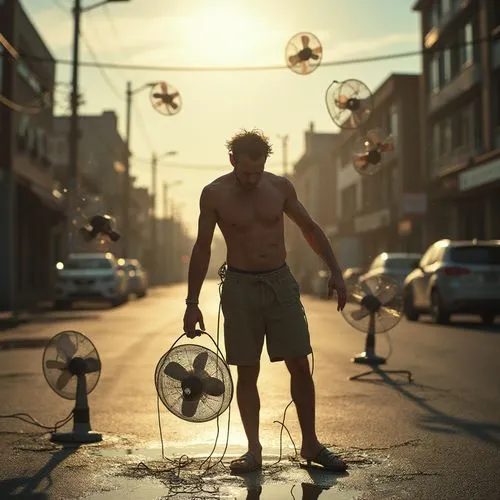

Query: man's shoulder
[201,174,231,202]
[265,171,293,193]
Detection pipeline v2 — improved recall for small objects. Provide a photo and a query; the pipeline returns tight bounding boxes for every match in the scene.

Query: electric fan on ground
[341,275,413,382]
[155,337,233,423]
[43,330,102,442]
[150,81,182,116]
[325,79,374,129]
[352,128,396,176]
[285,32,323,75]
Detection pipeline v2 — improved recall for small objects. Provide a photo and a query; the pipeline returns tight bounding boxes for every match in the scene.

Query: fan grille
[42,330,101,400]
[341,275,403,334]
[155,344,233,423]
[285,32,323,75]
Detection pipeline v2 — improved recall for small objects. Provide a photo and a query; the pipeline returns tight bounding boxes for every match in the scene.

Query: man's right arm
[186,186,217,304]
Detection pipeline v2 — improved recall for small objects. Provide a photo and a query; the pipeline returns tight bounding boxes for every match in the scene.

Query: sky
[20,0,421,238]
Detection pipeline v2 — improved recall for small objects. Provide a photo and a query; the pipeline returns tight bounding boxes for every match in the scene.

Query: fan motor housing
[367,149,382,165]
[347,98,360,111]
[361,295,382,313]
[68,357,88,375]
[181,375,204,400]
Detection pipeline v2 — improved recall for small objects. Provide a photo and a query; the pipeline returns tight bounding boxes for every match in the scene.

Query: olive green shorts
[220,264,312,366]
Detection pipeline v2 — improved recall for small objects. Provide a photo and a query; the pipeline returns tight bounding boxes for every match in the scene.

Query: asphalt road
[0,281,499,500]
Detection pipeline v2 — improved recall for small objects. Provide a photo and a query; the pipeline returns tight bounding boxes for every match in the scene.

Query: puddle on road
[83,471,365,500]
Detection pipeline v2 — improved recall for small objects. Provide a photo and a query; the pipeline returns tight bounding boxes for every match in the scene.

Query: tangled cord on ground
[0,410,74,434]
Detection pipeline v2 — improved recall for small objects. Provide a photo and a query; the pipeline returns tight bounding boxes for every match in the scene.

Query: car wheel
[403,288,419,322]
[480,313,495,326]
[430,290,450,324]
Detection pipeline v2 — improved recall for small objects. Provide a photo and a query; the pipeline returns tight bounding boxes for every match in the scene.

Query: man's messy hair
[226,129,273,162]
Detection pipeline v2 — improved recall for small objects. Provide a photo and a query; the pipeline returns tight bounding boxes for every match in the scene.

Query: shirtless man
[183,130,347,474]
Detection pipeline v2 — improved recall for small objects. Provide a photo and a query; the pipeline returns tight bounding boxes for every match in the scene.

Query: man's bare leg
[233,363,262,465]
[284,357,321,457]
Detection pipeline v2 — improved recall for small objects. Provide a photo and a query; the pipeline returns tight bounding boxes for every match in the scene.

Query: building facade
[334,74,425,268]
[0,0,65,311]
[288,122,339,290]
[413,0,500,242]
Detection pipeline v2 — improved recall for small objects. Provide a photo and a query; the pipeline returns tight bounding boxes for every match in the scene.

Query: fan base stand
[349,365,413,383]
[350,352,412,383]
[50,430,102,444]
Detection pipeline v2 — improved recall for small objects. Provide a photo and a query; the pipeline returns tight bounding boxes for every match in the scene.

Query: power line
[19,34,497,73]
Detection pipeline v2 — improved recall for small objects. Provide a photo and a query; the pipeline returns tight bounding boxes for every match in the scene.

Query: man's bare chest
[216,192,284,229]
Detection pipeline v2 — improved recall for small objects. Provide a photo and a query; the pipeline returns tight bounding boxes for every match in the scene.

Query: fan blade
[288,54,301,67]
[299,61,309,74]
[381,141,395,152]
[301,35,310,48]
[351,308,370,321]
[160,82,168,94]
[379,306,400,319]
[169,101,178,110]
[359,280,373,297]
[84,357,101,373]
[45,359,67,370]
[353,155,369,169]
[335,95,348,109]
[311,53,320,61]
[181,398,200,418]
[375,286,398,306]
[312,46,322,55]
[164,361,190,381]
[55,370,73,390]
[193,351,208,372]
[57,333,77,361]
[203,377,225,397]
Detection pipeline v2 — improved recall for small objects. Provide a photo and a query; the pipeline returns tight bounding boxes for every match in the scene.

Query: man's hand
[327,270,347,311]
[183,304,205,338]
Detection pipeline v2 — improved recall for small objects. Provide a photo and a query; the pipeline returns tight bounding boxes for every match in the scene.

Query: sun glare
[186,4,261,65]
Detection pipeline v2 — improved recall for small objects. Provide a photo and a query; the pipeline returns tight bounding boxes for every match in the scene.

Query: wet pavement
[1,282,500,499]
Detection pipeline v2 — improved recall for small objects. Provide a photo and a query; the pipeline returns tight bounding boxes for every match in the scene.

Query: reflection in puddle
[83,475,364,499]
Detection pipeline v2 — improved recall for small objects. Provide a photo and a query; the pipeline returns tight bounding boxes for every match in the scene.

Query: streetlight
[150,151,177,278]
[67,0,129,254]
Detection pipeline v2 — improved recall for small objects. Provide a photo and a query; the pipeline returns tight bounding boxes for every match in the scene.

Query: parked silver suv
[403,239,500,325]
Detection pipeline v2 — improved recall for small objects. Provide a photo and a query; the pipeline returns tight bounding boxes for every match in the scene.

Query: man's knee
[237,363,260,386]
[285,356,310,376]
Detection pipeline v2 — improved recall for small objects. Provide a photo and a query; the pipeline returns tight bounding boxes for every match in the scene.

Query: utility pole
[150,152,158,280]
[123,81,132,258]
[163,181,168,218]
[278,134,289,176]
[67,0,82,254]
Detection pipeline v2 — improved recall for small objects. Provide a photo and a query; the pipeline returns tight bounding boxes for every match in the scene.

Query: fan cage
[285,32,323,75]
[341,275,404,334]
[155,344,233,423]
[42,330,101,400]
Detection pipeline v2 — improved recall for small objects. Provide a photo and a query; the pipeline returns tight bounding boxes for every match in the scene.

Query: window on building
[440,118,452,156]
[473,99,482,151]
[341,184,356,218]
[442,48,452,84]
[459,22,474,67]
[442,0,452,15]
[430,55,440,92]
[492,2,500,30]
[388,104,398,139]
[430,1,441,28]
[496,74,500,129]
[451,110,463,149]
[462,103,473,148]
[432,123,441,159]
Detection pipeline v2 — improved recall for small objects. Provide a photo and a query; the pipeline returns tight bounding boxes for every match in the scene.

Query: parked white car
[54,252,128,309]
[118,258,148,298]
[404,239,500,325]
[360,252,422,289]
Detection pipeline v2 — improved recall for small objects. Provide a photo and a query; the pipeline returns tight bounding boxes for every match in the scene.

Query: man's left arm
[282,178,346,308]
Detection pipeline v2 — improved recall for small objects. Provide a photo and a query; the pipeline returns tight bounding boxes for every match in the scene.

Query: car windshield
[384,258,420,269]
[65,258,112,270]
[449,246,500,265]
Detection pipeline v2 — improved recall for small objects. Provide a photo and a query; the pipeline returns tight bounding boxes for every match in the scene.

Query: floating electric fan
[79,214,120,243]
[285,32,323,75]
[150,81,182,116]
[352,128,396,176]
[341,275,413,382]
[325,78,374,129]
[155,332,233,423]
[42,330,102,443]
